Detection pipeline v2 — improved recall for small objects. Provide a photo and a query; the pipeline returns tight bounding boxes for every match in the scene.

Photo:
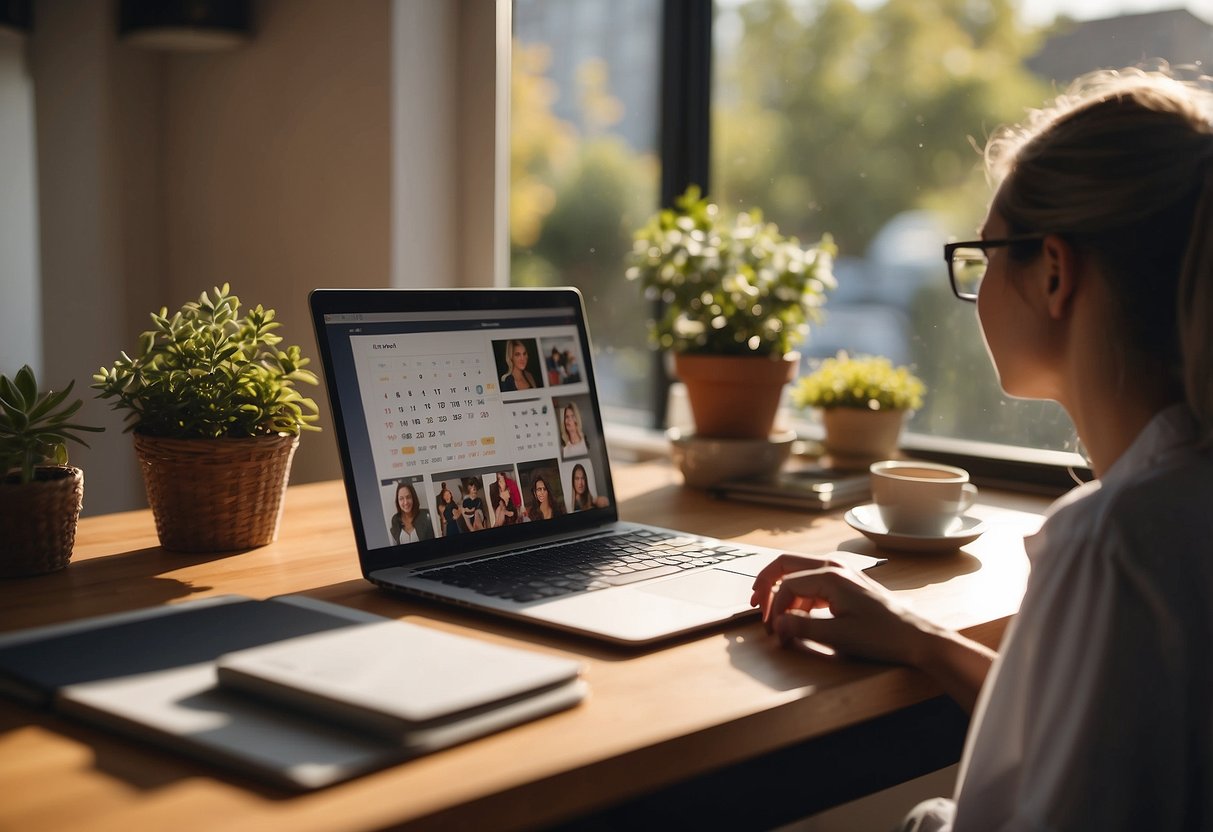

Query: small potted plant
[0,366,104,576]
[93,284,320,553]
[792,352,926,465]
[626,186,837,439]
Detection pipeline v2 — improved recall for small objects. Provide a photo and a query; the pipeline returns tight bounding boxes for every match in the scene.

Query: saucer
[843,503,987,553]
[667,428,797,489]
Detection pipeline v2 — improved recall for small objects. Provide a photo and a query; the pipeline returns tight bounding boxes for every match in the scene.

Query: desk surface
[0,462,1046,832]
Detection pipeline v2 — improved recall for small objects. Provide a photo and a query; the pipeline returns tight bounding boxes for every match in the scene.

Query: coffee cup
[869,460,977,537]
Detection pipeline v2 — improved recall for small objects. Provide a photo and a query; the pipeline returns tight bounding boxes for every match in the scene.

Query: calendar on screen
[343,320,610,550]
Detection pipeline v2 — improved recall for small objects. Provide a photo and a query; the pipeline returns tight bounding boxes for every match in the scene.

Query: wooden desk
[0,462,1046,832]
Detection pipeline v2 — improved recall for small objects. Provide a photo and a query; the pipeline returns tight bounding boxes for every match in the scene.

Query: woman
[493,471,522,526]
[559,402,588,458]
[460,477,486,531]
[436,482,462,537]
[526,474,565,521]
[499,340,537,392]
[752,69,1213,830]
[569,464,595,511]
[389,482,433,545]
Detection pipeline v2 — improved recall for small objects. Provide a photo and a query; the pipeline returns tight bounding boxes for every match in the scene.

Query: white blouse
[912,405,1213,831]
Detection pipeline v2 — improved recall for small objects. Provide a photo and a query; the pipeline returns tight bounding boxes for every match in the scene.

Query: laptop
[309,288,877,645]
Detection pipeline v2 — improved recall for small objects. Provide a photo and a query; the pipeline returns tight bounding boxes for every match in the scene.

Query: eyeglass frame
[943,235,1047,301]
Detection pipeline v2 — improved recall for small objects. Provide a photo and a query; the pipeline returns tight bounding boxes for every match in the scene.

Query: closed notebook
[215,620,586,750]
[0,594,585,789]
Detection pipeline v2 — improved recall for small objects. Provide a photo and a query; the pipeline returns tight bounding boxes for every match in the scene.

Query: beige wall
[160,0,393,488]
[22,0,505,515]
[0,30,40,376]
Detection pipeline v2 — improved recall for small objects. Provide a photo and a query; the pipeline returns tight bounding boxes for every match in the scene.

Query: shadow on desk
[1,547,223,629]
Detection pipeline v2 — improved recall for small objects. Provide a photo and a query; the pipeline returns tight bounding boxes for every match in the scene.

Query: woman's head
[396,482,418,518]
[506,340,529,372]
[561,402,583,445]
[983,69,1213,434]
[439,483,452,503]
[572,464,587,495]
[462,477,479,497]
[531,475,549,504]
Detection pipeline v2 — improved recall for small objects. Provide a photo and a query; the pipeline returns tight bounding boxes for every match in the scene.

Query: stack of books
[0,595,586,789]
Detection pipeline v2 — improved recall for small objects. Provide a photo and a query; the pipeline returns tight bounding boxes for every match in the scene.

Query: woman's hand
[750,554,933,667]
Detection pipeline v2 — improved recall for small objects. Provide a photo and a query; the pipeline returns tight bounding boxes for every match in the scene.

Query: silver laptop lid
[309,288,619,576]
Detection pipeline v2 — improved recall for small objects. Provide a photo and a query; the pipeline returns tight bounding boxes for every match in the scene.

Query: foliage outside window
[512,0,1209,457]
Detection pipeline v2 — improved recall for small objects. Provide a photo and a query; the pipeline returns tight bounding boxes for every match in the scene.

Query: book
[0,594,585,790]
[710,467,870,511]
[216,620,584,751]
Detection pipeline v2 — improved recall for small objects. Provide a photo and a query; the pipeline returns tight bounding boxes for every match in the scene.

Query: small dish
[667,428,797,489]
[843,503,986,553]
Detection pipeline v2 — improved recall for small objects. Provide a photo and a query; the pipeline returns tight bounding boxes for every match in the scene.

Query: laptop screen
[310,289,619,573]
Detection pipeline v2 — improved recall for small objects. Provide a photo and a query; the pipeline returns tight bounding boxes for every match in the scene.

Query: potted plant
[0,366,104,576]
[626,186,836,438]
[93,284,320,553]
[792,352,926,465]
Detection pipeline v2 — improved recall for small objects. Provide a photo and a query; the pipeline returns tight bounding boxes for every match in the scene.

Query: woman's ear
[1041,234,1079,319]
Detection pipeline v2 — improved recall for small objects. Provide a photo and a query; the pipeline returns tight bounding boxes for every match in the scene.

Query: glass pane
[713,0,1211,454]
[510,0,662,422]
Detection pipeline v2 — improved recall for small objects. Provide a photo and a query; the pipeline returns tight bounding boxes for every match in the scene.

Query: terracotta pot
[134,433,299,552]
[0,466,83,577]
[821,408,907,467]
[673,352,799,439]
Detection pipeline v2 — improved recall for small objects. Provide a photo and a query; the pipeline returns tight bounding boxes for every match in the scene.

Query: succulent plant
[0,365,104,484]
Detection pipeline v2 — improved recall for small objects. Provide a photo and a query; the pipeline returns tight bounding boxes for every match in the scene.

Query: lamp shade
[118,0,251,51]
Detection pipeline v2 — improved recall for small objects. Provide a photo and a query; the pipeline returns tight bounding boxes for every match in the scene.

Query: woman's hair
[461,476,479,495]
[395,482,419,522]
[570,464,593,510]
[560,402,583,447]
[436,482,452,511]
[985,67,1213,441]
[527,474,565,521]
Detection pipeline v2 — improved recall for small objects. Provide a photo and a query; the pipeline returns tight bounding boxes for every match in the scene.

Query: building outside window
[511,0,1213,461]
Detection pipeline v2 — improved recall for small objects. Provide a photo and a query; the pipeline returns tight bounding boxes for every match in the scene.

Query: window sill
[603,421,1090,498]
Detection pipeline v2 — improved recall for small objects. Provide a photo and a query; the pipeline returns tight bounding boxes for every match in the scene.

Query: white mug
[869,460,978,537]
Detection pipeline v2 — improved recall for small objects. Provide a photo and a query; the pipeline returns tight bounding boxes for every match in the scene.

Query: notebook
[309,288,880,645]
[0,594,585,790]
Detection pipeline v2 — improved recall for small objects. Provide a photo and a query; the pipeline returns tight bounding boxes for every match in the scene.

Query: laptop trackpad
[635,569,753,609]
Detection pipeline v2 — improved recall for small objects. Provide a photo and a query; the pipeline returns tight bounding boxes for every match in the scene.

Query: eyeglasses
[943,235,1046,301]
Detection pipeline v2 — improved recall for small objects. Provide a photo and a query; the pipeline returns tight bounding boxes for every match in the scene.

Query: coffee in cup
[869,460,978,537]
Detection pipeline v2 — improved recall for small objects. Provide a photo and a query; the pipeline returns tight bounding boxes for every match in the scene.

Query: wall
[21,0,503,514]
[160,0,393,488]
[30,0,159,513]
[0,29,40,377]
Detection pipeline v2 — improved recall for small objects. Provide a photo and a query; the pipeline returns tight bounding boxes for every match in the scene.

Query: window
[512,0,1211,463]
[510,0,662,424]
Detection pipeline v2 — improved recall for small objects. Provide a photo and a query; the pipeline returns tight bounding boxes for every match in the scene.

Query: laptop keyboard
[415,529,748,603]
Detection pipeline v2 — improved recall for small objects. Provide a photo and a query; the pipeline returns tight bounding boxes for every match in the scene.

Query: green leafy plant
[625,185,837,357]
[93,284,320,438]
[792,352,926,412]
[0,365,104,483]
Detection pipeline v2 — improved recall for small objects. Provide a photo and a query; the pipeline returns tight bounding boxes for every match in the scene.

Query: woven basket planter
[0,466,83,577]
[134,433,299,553]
